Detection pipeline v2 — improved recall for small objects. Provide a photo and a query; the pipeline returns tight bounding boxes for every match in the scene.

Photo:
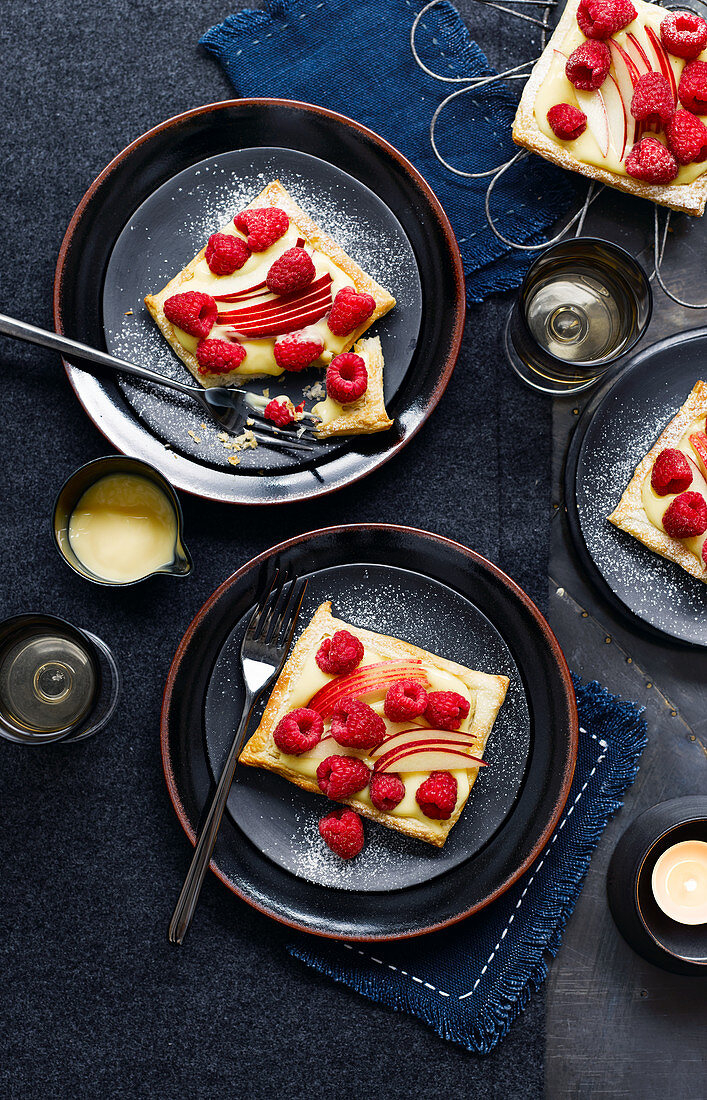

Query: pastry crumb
[124,309,134,316]
[187,429,201,443]
[227,455,241,466]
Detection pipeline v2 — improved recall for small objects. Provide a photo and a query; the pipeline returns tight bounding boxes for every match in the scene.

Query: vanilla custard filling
[641,419,707,564]
[534,0,707,185]
[154,221,356,379]
[275,641,479,836]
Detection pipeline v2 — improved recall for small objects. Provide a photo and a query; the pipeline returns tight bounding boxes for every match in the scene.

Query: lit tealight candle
[651,840,707,926]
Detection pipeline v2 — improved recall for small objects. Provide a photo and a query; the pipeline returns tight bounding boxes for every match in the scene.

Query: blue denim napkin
[286,677,646,1054]
[200,0,575,302]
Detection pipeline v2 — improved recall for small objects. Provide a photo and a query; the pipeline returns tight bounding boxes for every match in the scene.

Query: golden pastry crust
[313,336,393,438]
[608,380,707,580]
[239,602,510,847]
[512,0,707,217]
[144,179,396,385]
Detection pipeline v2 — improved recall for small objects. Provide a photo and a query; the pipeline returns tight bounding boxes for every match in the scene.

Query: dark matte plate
[161,526,577,940]
[565,328,707,648]
[102,147,422,474]
[54,99,465,506]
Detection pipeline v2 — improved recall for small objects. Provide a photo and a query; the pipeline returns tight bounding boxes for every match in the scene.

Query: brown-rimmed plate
[53,99,465,506]
[161,525,577,940]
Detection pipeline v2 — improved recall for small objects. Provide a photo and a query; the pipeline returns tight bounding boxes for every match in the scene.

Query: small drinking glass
[504,237,652,396]
[0,613,120,744]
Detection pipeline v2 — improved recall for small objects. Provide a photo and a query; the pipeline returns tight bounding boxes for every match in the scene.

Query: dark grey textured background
[0,2,549,1096]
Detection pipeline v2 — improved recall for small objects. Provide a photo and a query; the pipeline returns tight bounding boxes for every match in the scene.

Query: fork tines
[247,568,308,652]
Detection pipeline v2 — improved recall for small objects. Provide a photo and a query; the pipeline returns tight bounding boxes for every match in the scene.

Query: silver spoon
[0,313,321,457]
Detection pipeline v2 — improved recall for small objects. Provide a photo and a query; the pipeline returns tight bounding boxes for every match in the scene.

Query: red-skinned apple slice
[214,282,269,303]
[217,274,332,322]
[228,301,332,339]
[307,661,429,719]
[644,26,677,102]
[371,727,476,759]
[608,41,642,146]
[575,87,610,157]
[601,73,628,159]
[373,742,486,774]
[625,32,653,76]
[689,431,707,479]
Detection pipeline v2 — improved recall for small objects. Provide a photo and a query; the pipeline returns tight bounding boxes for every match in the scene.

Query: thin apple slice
[217,274,332,322]
[214,282,269,303]
[374,743,486,774]
[601,73,628,159]
[608,40,641,147]
[625,32,653,76]
[229,300,333,339]
[644,26,677,102]
[689,431,707,479]
[371,727,476,759]
[307,661,429,719]
[575,88,610,157]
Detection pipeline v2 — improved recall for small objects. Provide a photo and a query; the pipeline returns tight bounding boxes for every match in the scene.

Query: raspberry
[665,110,707,164]
[565,41,611,90]
[330,699,387,750]
[370,773,406,813]
[316,755,371,799]
[662,491,707,539]
[264,398,295,427]
[272,707,324,755]
[233,206,290,252]
[384,680,429,722]
[415,771,458,820]
[661,11,707,61]
[318,809,364,859]
[630,72,675,127]
[679,60,707,115]
[273,329,324,371]
[327,286,376,336]
[265,247,316,295]
[424,691,471,731]
[315,629,364,675]
[195,338,247,375]
[326,353,368,403]
[651,448,694,495]
[547,103,587,141]
[625,138,678,184]
[164,291,217,339]
[576,0,637,39]
[204,233,251,276]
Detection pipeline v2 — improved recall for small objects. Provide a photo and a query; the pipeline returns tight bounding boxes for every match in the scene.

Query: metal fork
[0,313,322,458]
[168,568,308,944]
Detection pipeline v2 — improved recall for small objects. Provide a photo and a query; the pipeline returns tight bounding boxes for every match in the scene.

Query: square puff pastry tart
[239,602,510,847]
[512,0,707,217]
[608,380,707,581]
[144,179,396,386]
[311,335,393,438]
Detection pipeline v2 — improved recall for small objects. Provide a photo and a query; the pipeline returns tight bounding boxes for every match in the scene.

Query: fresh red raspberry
[661,11,707,61]
[316,755,371,799]
[384,680,429,722]
[625,138,679,184]
[576,0,637,39]
[273,329,324,371]
[665,110,707,164]
[415,771,458,820]
[662,491,707,539]
[315,629,364,675]
[233,206,290,252]
[547,103,587,141]
[265,246,316,295]
[327,286,376,336]
[318,809,364,858]
[565,41,611,90]
[204,233,251,276]
[679,60,707,115]
[195,338,247,375]
[272,707,324,754]
[264,398,295,427]
[630,72,675,127]
[326,353,369,403]
[164,291,217,338]
[424,691,471,731]
[330,699,387,750]
[651,449,694,495]
[370,773,406,813]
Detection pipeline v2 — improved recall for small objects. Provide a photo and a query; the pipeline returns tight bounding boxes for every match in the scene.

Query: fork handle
[0,312,198,397]
[168,690,256,945]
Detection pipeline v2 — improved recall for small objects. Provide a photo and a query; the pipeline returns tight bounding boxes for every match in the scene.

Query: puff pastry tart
[144,179,396,399]
[513,0,707,215]
[239,602,510,847]
[609,380,707,580]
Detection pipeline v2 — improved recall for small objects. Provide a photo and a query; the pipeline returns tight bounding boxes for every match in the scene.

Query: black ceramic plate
[54,100,465,506]
[565,328,707,648]
[161,526,577,940]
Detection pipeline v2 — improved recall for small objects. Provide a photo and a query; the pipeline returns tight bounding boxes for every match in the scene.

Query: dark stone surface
[0,2,548,1096]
